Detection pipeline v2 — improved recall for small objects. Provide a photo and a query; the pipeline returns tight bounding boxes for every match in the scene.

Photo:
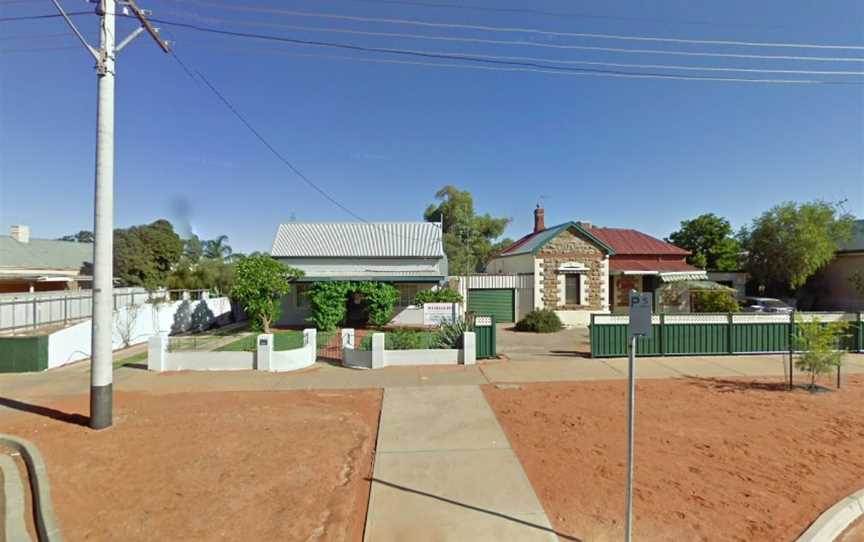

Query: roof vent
[10,225,29,244]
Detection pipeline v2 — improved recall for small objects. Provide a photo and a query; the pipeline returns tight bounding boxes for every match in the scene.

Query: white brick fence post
[303,328,317,364]
[257,334,273,371]
[341,328,355,349]
[463,332,476,365]
[372,333,385,369]
[147,333,167,372]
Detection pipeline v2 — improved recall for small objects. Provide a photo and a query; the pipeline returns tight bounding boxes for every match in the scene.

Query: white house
[270,222,448,326]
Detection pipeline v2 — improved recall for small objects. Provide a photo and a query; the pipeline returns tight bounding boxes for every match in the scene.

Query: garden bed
[0,389,382,541]
[216,330,303,351]
[483,375,864,541]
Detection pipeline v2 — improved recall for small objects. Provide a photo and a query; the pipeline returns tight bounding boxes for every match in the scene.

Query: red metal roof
[608,258,697,272]
[586,227,689,256]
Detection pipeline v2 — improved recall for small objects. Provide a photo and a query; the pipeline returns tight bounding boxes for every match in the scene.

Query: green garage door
[468,289,515,323]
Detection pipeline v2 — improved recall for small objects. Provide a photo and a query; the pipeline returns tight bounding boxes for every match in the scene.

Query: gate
[316,330,341,364]
[474,315,496,359]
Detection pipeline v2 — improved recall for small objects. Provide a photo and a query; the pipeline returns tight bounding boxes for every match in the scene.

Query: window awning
[659,271,709,282]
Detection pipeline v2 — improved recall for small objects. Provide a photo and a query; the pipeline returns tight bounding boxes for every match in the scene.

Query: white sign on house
[423,303,459,326]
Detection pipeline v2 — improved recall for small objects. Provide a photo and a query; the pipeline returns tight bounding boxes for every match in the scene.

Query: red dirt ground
[483,375,864,542]
[1,389,382,541]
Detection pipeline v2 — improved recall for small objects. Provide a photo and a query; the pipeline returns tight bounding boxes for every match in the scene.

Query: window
[565,274,581,305]
[295,284,310,307]
[398,284,420,306]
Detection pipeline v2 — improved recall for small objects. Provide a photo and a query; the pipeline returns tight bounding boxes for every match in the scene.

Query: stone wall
[536,228,605,311]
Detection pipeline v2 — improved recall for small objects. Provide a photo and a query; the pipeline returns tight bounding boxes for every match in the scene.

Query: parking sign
[628,291,653,338]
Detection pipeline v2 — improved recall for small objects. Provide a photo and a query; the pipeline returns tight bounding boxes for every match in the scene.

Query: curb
[1,454,31,541]
[796,489,864,542]
[0,435,64,542]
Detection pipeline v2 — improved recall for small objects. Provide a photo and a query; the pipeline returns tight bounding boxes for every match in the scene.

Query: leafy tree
[356,281,399,327]
[58,230,94,243]
[204,235,232,261]
[793,316,849,390]
[168,258,235,294]
[307,281,352,331]
[114,219,183,290]
[740,201,854,295]
[231,255,302,333]
[667,213,741,271]
[423,185,510,273]
[850,271,864,297]
[183,234,204,263]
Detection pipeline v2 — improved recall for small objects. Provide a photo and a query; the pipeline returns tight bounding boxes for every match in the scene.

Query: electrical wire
[155,10,864,64]
[167,0,864,51]
[0,11,90,22]
[143,17,864,84]
[197,37,864,76]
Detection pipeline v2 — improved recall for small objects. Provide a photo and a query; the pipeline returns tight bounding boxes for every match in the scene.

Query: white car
[740,297,794,314]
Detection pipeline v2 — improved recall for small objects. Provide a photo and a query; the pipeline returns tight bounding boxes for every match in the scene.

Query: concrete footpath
[364,386,559,542]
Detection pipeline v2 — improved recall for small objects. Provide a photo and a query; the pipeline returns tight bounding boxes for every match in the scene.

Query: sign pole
[625,333,637,542]
[625,289,652,542]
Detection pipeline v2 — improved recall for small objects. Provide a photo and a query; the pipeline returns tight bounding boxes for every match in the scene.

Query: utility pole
[51,0,169,430]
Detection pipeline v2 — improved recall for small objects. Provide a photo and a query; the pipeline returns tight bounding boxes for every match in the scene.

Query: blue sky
[1,0,862,254]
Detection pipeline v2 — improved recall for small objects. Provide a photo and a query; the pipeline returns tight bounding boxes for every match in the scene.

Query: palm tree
[204,235,232,261]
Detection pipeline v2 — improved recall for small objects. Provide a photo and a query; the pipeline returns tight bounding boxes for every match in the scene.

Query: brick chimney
[10,225,29,244]
[533,205,545,233]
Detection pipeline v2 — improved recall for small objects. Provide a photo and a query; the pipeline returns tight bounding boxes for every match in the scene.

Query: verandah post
[858,312,863,353]
[788,311,795,390]
[659,313,666,356]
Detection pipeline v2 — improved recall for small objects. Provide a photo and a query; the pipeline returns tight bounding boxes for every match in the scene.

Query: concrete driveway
[495,323,590,362]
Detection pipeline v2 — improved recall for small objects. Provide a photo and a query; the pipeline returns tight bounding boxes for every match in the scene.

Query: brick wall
[536,228,605,310]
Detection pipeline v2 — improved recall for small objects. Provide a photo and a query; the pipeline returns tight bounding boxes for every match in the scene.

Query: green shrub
[358,330,441,350]
[356,281,399,327]
[414,287,463,305]
[514,309,563,333]
[793,316,850,389]
[692,290,739,313]
[307,281,352,331]
[435,318,472,349]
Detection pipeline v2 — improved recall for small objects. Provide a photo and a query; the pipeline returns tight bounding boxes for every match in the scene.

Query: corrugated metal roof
[0,236,92,270]
[499,222,615,256]
[271,222,445,258]
[586,227,689,256]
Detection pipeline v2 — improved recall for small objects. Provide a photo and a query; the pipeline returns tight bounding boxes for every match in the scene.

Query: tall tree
[183,234,204,263]
[58,230,94,243]
[667,213,741,271]
[231,255,302,333]
[423,185,510,273]
[204,235,232,261]
[114,219,183,290]
[740,201,854,295]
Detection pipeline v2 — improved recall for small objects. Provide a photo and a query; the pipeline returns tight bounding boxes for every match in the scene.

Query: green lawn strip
[216,330,304,352]
[113,350,148,369]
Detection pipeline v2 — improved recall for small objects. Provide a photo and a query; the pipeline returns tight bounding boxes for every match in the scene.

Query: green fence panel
[475,314,496,359]
[731,323,789,353]
[665,324,728,355]
[0,335,48,373]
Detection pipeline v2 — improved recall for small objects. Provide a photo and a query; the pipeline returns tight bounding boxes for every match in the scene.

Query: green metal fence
[590,312,864,358]
[0,335,48,373]
[474,314,497,359]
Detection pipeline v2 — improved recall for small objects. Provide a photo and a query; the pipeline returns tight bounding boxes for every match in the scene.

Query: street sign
[629,291,653,337]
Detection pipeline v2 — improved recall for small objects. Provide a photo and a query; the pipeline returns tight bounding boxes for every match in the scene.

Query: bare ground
[1,389,382,541]
[483,375,864,542]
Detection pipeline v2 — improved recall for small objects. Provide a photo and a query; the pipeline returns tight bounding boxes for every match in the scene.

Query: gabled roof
[0,236,92,270]
[838,219,864,253]
[585,227,689,256]
[271,222,445,258]
[498,222,616,257]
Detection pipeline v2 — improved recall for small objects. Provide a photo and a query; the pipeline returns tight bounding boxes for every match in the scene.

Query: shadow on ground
[0,396,89,426]
[369,477,582,542]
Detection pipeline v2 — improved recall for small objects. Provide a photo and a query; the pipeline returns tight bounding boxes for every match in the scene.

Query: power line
[155,10,864,64]
[167,0,864,51]
[174,0,786,29]
[142,16,863,84]
[0,44,78,53]
[199,39,864,76]
[0,11,91,22]
[201,44,864,84]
